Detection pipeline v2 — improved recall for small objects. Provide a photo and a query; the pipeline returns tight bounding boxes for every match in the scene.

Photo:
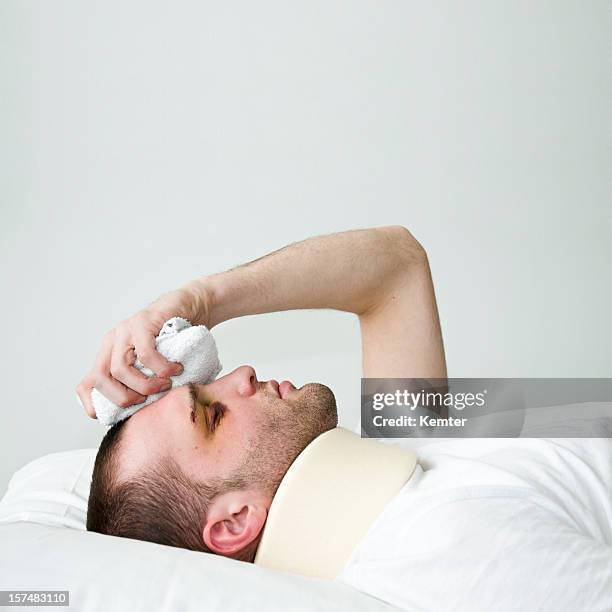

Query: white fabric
[255,427,416,578]
[3,421,611,610]
[0,449,398,612]
[338,437,612,612]
[88,317,222,426]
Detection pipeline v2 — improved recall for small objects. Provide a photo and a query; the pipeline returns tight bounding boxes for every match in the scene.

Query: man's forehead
[115,391,186,479]
[125,384,192,429]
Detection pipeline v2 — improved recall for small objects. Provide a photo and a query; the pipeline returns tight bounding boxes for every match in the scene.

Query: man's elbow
[382,225,428,267]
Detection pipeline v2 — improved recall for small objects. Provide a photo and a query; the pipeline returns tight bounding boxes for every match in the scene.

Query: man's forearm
[185,226,426,328]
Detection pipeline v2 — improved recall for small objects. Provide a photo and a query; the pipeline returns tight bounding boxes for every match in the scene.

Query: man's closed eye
[190,397,226,434]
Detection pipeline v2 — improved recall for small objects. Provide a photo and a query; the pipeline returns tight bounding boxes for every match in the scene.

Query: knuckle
[109,365,123,379]
[156,363,173,376]
[129,380,148,395]
[137,348,154,362]
[152,378,169,392]
[116,396,132,409]
[140,378,157,392]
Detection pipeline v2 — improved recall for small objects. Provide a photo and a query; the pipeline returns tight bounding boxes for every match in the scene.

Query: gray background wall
[1,1,610,495]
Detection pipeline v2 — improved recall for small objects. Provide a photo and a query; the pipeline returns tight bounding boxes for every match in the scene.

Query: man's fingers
[109,343,173,396]
[76,381,97,419]
[76,333,116,419]
[76,364,151,420]
[92,373,147,409]
[134,333,183,378]
[76,320,183,421]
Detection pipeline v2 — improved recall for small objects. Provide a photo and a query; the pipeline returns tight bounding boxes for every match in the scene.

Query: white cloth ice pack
[90,317,222,426]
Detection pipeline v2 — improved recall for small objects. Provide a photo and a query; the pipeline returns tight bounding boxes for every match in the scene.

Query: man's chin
[297,382,338,431]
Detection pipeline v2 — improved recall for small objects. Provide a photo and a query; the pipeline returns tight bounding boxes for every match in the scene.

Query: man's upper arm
[358,229,447,379]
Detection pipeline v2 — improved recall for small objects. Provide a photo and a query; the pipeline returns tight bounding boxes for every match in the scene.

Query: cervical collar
[254,427,417,579]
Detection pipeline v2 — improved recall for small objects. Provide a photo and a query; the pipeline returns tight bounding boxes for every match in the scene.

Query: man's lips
[268,380,280,398]
[264,379,296,399]
[279,380,296,399]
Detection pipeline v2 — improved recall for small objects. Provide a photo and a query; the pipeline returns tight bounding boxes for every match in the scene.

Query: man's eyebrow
[187,383,199,424]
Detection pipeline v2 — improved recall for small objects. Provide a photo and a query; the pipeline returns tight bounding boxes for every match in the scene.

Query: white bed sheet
[0,449,398,612]
[340,436,612,612]
[3,409,611,612]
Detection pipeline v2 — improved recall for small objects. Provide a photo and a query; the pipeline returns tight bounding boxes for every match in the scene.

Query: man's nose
[233,365,258,397]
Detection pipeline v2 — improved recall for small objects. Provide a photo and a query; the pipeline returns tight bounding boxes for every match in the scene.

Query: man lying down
[77,227,612,611]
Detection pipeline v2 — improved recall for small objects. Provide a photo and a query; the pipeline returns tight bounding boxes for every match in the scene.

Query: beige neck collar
[254,427,417,579]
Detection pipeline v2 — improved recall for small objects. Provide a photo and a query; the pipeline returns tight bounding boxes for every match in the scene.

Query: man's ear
[202,490,268,557]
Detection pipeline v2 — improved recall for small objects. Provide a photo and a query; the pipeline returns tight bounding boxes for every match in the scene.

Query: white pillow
[0,450,398,612]
[0,449,95,529]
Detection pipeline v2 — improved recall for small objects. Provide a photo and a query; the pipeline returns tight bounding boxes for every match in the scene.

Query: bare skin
[77,225,446,414]
[77,225,447,557]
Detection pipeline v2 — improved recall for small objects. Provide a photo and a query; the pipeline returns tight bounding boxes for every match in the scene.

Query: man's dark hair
[86,418,257,561]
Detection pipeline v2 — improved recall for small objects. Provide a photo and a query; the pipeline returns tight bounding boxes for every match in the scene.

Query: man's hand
[78,225,446,418]
[76,287,210,419]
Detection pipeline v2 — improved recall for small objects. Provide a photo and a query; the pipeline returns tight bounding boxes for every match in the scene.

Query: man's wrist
[178,276,225,329]
[147,282,208,328]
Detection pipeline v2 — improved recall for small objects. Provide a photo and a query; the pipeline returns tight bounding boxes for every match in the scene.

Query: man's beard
[229,382,338,494]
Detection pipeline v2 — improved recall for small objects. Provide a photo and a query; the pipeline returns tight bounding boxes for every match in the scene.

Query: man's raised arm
[193,225,446,378]
[77,226,446,418]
